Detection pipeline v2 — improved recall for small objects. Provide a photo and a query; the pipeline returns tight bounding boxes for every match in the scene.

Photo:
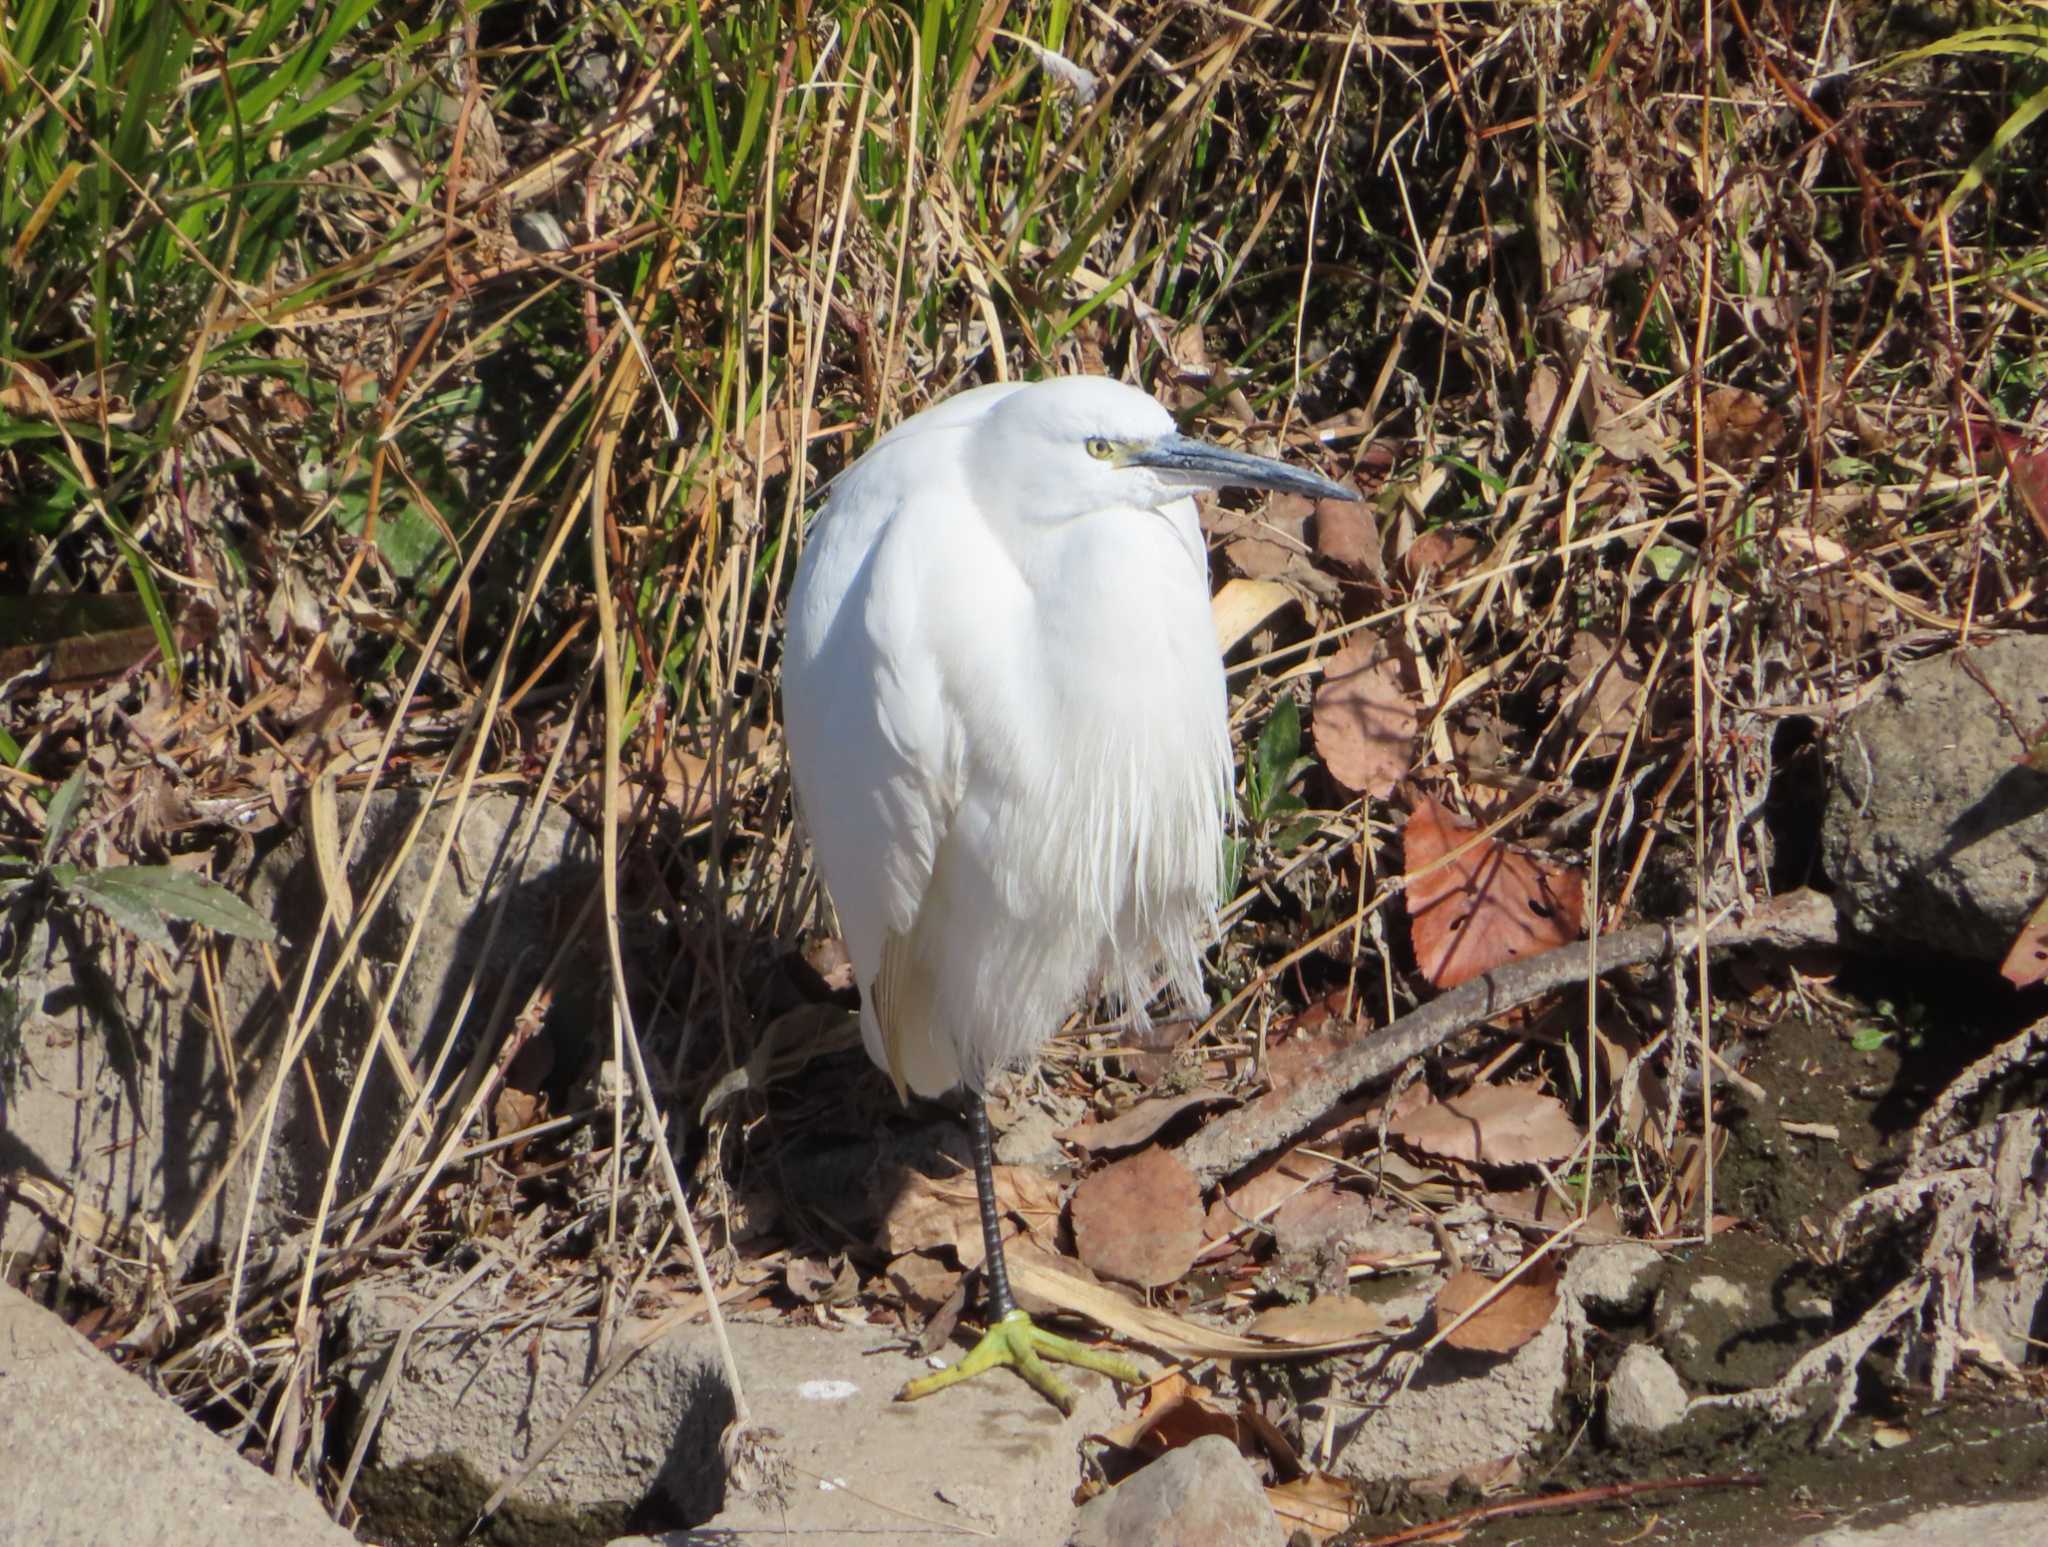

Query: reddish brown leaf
[1071,1146,1204,1288]
[1100,1370,1239,1454]
[2000,894,2048,988]
[1399,528,1479,584]
[1204,1148,1335,1244]
[1312,496,1383,579]
[1403,795,1584,988]
[1313,634,1421,798]
[1265,1003,1362,1092]
[1431,1260,1561,1353]
[2009,441,2048,546]
[1388,1083,1584,1169]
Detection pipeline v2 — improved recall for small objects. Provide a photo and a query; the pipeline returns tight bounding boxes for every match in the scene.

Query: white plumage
[781,372,1356,1410]
[784,378,1230,1098]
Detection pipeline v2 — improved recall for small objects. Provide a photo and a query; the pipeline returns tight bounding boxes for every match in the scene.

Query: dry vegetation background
[4,0,2048,1534]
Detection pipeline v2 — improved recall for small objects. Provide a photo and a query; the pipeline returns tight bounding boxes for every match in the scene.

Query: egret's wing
[784,439,973,1096]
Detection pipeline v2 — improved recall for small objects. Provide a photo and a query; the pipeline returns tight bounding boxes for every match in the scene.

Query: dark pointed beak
[1127,433,1358,501]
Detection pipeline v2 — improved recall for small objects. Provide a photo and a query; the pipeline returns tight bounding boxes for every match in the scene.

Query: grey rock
[1565,1241,1666,1319]
[203,788,601,1260]
[0,913,194,1267]
[0,1283,356,1547]
[1796,1498,2048,1544]
[0,788,599,1276]
[686,1322,1120,1545]
[1605,1342,1689,1440]
[1822,635,2048,960]
[1330,1281,1570,1484]
[337,1271,731,1538]
[343,1270,1123,1546]
[1068,1433,1284,1547]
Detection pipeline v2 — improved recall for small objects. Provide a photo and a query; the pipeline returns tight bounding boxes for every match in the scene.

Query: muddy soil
[1344,983,2048,1545]
[1348,1396,2048,1545]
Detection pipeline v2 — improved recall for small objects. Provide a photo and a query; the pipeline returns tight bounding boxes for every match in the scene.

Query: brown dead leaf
[1554,630,1650,759]
[877,1172,969,1261]
[1101,1370,1239,1454]
[1204,1148,1336,1243]
[1998,426,2048,545]
[884,1251,958,1316]
[1212,492,1316,580]
[2000,893,2048,988]
[1700,386,1781,466]
[1403,795,1584,989]
[1431,1259,1561,1353]
[1012,1253,1386,1361]
[491,1084,543,1141]
[1585,366,1667,464]
[877,1164,1061,1267]
[1246,1294,1384,1345]
[1399,528,1480,585]
[1267,1472,1356,1543]
[1312,495,1383,580]
[1775,526,1852,569]
[1059,1090,1234,1154]
[1525,362,1565,434]
[746,398,823,481]
[784,1253,859,1306]
[1072,1146,1204,1288]
[274,639,354,732]
[1313,633,1422,798]
[662,745,717,824]
[1389,1083,1584,1169]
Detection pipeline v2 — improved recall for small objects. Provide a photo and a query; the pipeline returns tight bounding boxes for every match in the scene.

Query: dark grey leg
[967,1095,1017,1320]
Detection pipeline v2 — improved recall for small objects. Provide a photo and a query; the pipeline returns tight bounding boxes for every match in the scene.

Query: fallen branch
[1359,1471,1763,1545]
[1179,889,1840,1187]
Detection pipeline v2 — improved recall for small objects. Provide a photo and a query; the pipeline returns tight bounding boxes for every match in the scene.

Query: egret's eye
[1084,436,1115,461]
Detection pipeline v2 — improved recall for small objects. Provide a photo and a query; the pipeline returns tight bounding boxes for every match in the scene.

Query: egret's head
[971,376,1356,526]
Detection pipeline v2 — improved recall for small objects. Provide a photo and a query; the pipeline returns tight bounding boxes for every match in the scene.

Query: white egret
[783,375,1357,1410]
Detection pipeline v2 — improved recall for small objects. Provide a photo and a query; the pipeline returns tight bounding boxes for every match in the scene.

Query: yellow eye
[1085,436,1115,461]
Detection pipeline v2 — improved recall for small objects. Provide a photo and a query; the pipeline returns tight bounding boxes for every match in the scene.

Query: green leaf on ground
[62,866,277,944]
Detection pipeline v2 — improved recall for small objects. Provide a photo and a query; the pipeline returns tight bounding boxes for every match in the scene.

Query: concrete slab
[0,1283,356,1547]
[340,1268,1127,1546]
[1796,1498,2048,1545]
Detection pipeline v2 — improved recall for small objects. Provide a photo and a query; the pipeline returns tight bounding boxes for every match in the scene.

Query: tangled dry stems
[2,0,2046,1511]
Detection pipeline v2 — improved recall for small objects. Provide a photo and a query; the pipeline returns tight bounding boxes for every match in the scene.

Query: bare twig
[1178,890,1839,1187]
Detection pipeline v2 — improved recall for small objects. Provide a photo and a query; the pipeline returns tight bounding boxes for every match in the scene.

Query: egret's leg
[897,1097,1141,1414]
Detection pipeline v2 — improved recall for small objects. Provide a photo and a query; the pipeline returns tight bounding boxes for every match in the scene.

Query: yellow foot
[897,1308,1142,1415]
